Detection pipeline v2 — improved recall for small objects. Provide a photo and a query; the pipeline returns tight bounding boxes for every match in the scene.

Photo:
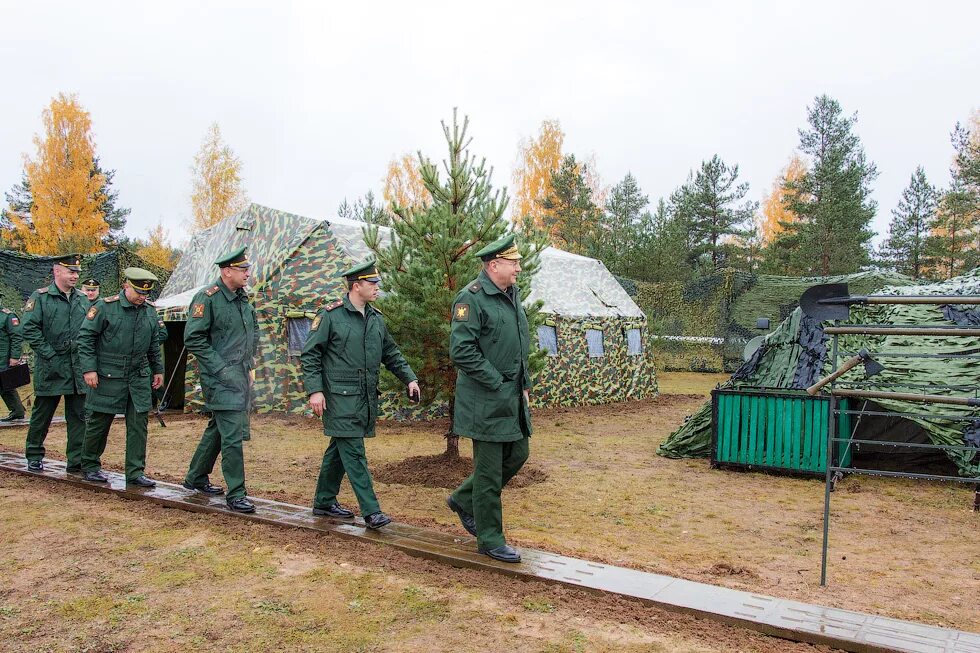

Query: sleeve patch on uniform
[310,314,322,331]
[24,299,35,312]
[10,317,19,326]
[158,320,166,329]
[453,303,470,321]
[86,307,98,320]
[191,303,205,318]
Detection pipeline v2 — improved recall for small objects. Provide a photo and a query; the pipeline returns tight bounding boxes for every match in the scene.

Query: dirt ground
[1,371,977,645]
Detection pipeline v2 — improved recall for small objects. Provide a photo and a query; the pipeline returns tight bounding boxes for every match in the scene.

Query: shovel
[806,348,885,395]
[800,283,980,321]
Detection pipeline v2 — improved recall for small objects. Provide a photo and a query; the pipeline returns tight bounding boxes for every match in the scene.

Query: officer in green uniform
[22,254,89,472]
[0,300,26,422]
[77,268,164,486]
[80,278,101,306]
[182,247,260,513]
[301,259,419,529]
[447,234,532,563]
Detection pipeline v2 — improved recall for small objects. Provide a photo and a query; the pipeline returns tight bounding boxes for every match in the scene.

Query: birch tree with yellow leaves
[136,221,179,270]
[190,123,249,230]
[383,153,432,213]
[511,119,565,228]
[11,93,108,254]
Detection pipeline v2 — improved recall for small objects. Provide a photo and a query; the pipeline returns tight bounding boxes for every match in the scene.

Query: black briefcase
[0,364,30,392]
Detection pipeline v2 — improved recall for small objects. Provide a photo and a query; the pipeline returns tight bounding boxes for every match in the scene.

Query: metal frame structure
[817,320,980,586]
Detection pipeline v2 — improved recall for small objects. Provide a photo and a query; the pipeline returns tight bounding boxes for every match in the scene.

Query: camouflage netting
[157,204,657,418]
[659,268,980,478]
[635,269,917,371]
[0,248,171,309]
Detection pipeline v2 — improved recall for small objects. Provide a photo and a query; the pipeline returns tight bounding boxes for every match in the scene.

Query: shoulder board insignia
[205,285,220,296]
[325,299,344,312]
[37,287,48,293]
[86,306,98,320]
[372,305,384,315]
[1,308,9,314]
[105,295,120,303]
[468,283,480,293]
[145,300,156,307]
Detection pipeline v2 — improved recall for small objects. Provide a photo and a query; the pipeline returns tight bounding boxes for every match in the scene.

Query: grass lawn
[2,370,977,639]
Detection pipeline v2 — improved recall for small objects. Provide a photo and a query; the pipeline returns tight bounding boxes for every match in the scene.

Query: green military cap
[215,246,252,269]
[81,278,100,290]
[124,267,159,295]
[339,258,381,283]
[55,253,83,271]
[474,233,522,262]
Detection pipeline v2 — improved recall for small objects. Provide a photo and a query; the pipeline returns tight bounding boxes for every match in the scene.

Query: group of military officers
[10,233,532,563]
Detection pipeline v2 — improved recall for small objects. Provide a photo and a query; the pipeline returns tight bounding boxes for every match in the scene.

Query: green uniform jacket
[0,308,24,364]
[77,294,165,414]
[450,271,532,442]
[184,279,259,412]
[301,295,417,438]
[21,284,89,396]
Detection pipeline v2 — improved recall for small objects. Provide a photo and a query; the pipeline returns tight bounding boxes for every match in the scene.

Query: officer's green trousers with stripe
[451,437,530,550]
[184,410,248,501]
[81,398,149,481]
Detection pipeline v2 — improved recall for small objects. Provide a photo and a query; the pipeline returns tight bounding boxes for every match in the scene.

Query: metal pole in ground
[820,331,840,587]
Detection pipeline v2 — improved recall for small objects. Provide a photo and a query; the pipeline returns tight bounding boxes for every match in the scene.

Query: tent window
[586,329,604,358]
[287,317,312,356]
[537,325,558,356]
[626,328,643,356]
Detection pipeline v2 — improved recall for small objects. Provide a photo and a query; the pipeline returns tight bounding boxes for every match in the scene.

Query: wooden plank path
[2,451,978,653]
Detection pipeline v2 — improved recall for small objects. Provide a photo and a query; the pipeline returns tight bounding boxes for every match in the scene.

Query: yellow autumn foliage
[383,153,431,212]
[759,154,807,244]
[511,120,565,228]
[136,221,178,271]
[191,123,249,230]
[12,93,108,255]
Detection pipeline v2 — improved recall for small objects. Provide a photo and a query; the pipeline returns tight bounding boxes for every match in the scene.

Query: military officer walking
[301,259,419,529]
[182,247,260,513]
[447,234,532,563]
[0,300,26,422]
[21,254,89,472]
[80,278,101,306]
[77,268,164,486]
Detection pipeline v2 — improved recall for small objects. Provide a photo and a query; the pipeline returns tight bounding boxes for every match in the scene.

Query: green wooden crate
[711,388,852,475]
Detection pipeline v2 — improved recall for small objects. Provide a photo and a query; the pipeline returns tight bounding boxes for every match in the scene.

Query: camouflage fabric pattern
[159,205,658,418]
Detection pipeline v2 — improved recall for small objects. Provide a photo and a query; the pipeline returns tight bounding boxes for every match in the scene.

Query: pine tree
[669,155,756,273]
[926,179,977,279]
[598,172,649,278]
[640,198,692,282]
[93,158,130,245]
[780,95,878,275]
[337,191,391,226]
[364,109,548,458]
[878,167,937,278]
[539,154,601,254]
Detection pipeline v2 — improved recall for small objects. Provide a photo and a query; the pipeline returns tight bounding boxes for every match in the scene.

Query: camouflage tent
[0,247,171,312]
[156,204,658,417]
[658,268,980,478]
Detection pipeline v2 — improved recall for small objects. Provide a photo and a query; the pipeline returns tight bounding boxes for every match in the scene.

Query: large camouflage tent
[659,269,980,478]
[156,204,657,417]
[0,247,171,312]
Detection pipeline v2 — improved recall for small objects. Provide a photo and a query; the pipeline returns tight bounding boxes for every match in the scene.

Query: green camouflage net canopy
[635,270,917,372]
[658,268,980,478]
[0,247,171,309]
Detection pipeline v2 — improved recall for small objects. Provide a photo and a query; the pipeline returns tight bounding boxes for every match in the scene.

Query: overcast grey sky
[1,1,977,248]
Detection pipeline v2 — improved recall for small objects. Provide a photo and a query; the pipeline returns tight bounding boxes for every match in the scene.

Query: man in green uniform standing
[0,300,26,422]
[80,278,101,306]
[301,259,419,529]
[22,254,89,472]
[447,234,532,563]
[77,268,164,487]
[182,247,259,513]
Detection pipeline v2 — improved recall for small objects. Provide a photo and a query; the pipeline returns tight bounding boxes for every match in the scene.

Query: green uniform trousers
[451,437,530,550]
[314,437,380,517]
[184,410,247,501]
[81,400,149,481]
[1,387,25,418]
[25,394,87,470]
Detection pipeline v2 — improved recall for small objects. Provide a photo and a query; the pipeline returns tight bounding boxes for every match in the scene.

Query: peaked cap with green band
[215,246,251,269]
[339,258,381,283]
[124,267,159,295]
[474,234,522,262]
[55,253,83,271]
